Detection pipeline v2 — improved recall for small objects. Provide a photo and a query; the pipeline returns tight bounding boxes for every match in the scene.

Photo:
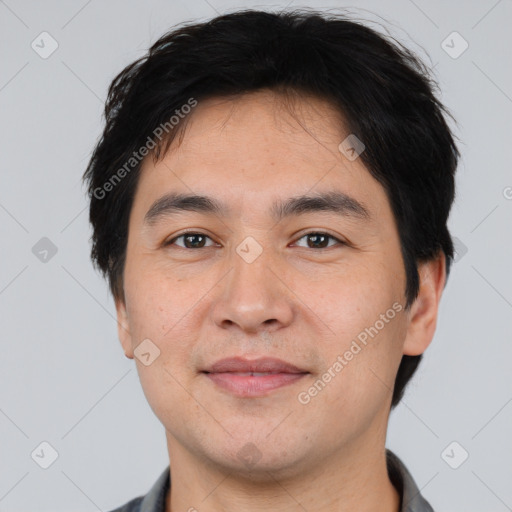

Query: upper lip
[203,357,308,374]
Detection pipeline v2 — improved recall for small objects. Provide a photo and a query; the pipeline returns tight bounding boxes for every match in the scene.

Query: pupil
[185,234,205,248]
[309,234,327,248]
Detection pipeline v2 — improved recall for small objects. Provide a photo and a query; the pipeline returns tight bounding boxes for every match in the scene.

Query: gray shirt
[109,449,434,512]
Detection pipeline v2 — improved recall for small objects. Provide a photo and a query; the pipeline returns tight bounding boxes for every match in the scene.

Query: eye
[165,232,217,249]
[164,231,345,250]
[293,232,345,249]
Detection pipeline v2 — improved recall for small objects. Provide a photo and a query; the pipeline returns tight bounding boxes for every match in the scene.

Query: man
[83,8,458,512]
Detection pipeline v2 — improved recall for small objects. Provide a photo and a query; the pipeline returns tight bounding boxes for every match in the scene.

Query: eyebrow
[143,191,371,226]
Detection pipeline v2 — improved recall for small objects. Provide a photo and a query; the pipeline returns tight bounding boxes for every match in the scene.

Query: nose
[210,245,295,335]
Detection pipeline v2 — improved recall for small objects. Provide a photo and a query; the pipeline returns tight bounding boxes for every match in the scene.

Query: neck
[164,432,400,512]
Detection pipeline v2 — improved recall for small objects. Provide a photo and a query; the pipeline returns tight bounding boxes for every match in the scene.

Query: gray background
[1,0,511,510]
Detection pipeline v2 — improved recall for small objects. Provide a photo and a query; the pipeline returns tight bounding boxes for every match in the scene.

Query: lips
[202,357,309,397]
[202,356,307,374]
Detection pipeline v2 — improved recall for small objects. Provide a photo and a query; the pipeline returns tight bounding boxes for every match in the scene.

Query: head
[83,9,458,475]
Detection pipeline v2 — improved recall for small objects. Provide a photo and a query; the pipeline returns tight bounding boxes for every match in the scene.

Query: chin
[209,438,311,481]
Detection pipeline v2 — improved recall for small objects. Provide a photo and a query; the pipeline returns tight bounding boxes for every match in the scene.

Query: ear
[402,252,447,356]
[115,298,134,359]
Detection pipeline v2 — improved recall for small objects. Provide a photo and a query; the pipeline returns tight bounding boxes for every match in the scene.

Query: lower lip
[203,372,308,397]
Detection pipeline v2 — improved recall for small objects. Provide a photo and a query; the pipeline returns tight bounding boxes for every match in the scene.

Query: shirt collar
[139,449,434,512]
[386,449,435,511]
[138,465,169,511]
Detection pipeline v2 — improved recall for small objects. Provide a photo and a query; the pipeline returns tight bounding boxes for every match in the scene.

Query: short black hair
[83,8,459,409]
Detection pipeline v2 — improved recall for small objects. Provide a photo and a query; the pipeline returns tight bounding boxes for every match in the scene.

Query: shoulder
[106,496,144,512]
[106,466,170,512]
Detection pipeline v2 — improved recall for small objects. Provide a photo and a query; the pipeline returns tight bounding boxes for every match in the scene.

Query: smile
[203,371,308,397]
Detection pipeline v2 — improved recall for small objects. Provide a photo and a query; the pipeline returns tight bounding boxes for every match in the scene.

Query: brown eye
[166,232,215,249]
[295,232,344,249]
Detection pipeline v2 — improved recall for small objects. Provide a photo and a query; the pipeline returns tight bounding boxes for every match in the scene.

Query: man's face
[116,90,422,477]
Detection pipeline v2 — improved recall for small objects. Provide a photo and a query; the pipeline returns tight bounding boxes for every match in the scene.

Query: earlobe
[402,252,447,356]
[115,299,134,359]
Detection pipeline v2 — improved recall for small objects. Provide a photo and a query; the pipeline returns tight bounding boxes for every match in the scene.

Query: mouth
[201,357,309,397]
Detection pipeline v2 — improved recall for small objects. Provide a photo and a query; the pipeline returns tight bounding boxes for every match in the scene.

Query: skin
[115,89,446,512]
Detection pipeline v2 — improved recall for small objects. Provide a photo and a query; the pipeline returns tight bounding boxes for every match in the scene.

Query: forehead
[133,90,389,222]
[172,89,346,139]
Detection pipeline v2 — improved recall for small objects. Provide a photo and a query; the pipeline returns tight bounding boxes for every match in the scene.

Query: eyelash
[164,231,346,250]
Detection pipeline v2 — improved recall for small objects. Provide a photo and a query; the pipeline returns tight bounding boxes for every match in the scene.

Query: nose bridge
[211,238,294,333]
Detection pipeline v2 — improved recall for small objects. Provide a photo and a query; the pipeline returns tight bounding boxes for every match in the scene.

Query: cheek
[291,261,406,397]
[124,262,201,340]
[289,258,402,339]
[123,263,210,389]
[124,269,200,418]
[306,316,406,439]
